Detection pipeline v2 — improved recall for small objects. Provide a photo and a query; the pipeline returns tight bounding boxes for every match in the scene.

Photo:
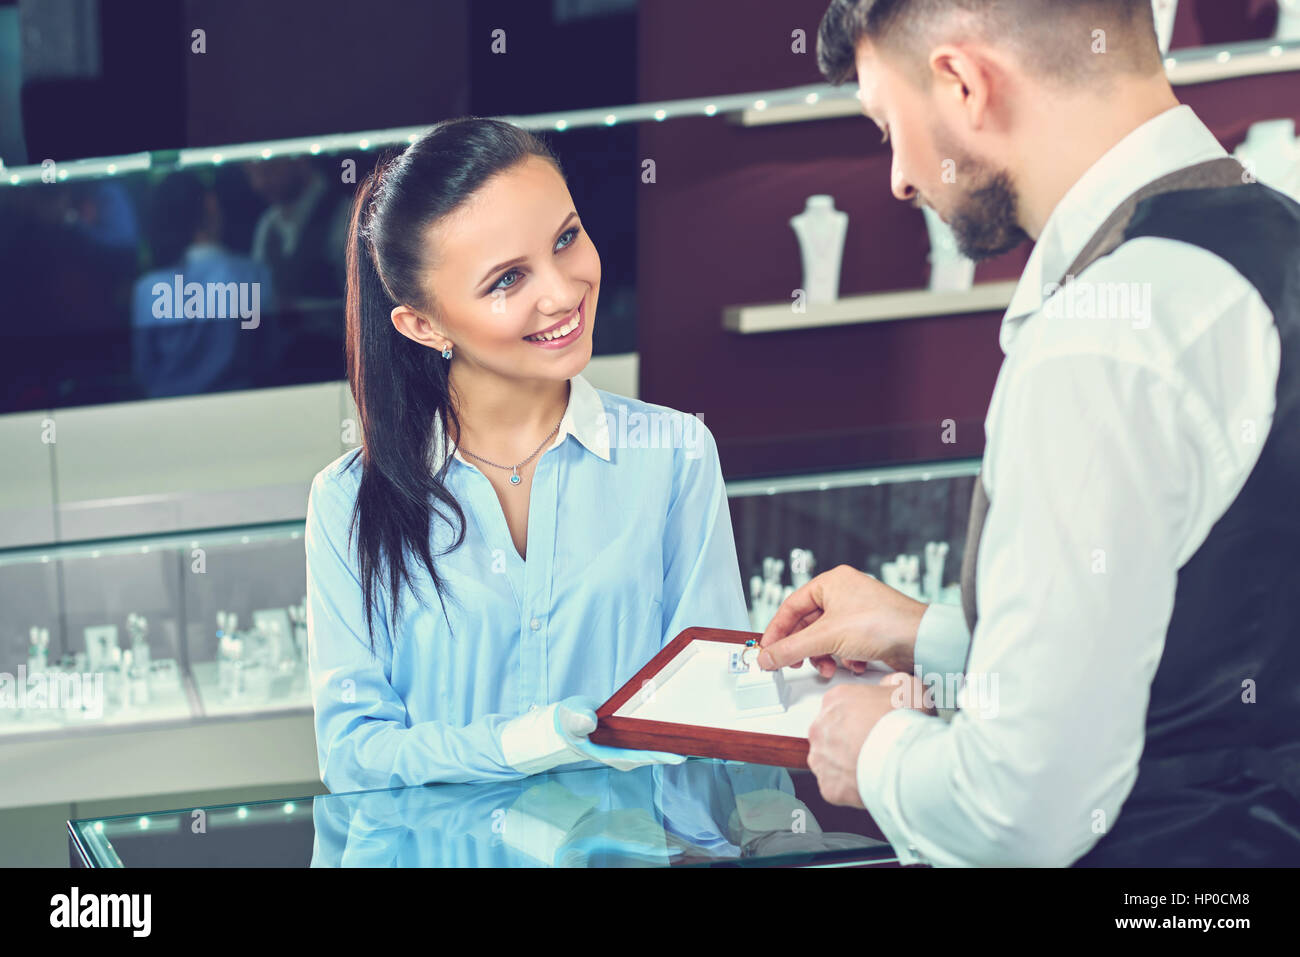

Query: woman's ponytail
[340,118,564,654]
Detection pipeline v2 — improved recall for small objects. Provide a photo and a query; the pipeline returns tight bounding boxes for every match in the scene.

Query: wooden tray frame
[590,626,811,769]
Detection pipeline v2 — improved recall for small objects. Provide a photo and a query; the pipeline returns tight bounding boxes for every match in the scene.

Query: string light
[2,38,1297,186]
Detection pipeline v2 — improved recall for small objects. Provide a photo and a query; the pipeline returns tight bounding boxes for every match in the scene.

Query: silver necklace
[458,415,563,486]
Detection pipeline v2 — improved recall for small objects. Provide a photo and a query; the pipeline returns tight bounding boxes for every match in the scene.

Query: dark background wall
[635,0,1300,479]
[182,0,469,147]
[2,0,643,411]
[6,0,1298,458]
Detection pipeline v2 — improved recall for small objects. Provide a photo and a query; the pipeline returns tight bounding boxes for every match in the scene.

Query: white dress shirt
[855,105,1282,866]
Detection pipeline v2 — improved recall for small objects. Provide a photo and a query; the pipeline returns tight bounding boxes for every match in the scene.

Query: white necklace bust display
[789,194,848,305]
[1235,118,1300,203]
[922,205,976,292]
[1278,0,1300,41]
[1152,0,1178,55]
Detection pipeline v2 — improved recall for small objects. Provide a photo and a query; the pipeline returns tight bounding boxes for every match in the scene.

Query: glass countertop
[68,759,901,868]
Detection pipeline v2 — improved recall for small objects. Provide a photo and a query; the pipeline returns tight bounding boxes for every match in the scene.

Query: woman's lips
[522,295,585,349]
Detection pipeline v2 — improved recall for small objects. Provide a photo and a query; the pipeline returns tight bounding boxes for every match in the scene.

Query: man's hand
[757,564,927,677]
[807,672,937,808]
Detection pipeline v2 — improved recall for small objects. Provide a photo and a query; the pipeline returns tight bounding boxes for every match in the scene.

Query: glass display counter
[1,456,980,742]
[0,520,313,740]
[729,459,981,631]
[68,759,903,868]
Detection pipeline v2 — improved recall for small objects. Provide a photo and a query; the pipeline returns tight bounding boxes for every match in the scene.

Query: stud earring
[442,346,453,360]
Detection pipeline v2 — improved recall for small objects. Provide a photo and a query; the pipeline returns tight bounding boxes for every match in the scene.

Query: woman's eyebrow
[477,210,579,287]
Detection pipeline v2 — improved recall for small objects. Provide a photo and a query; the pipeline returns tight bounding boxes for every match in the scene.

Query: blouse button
[530,617,541,631]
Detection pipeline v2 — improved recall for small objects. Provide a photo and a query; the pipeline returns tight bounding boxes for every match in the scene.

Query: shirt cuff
[856,705,940,866]
[913,602,971,708]
[499,703,576,775]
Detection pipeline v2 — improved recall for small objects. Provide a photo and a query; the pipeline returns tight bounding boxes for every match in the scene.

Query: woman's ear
[390,304,449,351]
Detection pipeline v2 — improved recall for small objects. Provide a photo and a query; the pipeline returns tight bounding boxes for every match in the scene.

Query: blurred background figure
[245,157,350,308]
[131,171,276,399]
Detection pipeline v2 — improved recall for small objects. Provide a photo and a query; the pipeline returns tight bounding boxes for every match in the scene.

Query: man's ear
[929,43,995,133]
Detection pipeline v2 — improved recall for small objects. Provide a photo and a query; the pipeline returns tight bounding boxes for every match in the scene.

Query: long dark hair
[344,116,564,652]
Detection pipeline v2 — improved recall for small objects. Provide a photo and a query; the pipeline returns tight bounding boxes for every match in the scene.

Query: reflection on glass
[1,125,637,414]
[132,171,276,398]
[244,157,351,304]
[70,760,899,867]
[309,762,892,867]
[0,155,353,410]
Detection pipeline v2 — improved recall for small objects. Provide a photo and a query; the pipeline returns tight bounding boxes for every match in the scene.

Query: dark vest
[958,157,1300,866]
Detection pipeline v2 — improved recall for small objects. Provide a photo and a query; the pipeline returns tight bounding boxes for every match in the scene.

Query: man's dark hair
[817,0,1162,87]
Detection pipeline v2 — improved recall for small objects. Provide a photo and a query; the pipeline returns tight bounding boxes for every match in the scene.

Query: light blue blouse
[306,374,752,793]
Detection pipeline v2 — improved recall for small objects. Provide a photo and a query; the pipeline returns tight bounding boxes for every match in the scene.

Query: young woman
[306,117,751,793]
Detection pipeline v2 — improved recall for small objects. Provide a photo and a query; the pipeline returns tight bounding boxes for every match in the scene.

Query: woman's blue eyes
[491,227,580,292]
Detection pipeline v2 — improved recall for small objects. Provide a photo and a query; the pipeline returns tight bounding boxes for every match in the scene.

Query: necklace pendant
[510,469,521,486]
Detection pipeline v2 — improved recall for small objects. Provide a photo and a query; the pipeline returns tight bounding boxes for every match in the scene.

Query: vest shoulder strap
[958,155,1250,645]
[1061,157,1247,281]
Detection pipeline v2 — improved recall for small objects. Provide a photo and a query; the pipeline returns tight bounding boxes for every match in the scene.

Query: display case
[0,456,980,744]
[68,759,903,868]
[0,520,312,741]
[728,458,980,632]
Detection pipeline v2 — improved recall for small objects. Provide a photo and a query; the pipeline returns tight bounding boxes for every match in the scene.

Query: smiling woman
[305,117,753,793]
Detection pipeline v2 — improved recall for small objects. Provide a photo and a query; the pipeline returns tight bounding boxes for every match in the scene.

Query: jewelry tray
[590,627,889,769]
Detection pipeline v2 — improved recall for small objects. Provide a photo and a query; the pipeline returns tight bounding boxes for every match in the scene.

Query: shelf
[727,91,858,127]
[725,458,980,499]
[0,519,307,568]
[0,686,194,739]
[723,281,1017,334]
[0,710,317,810]
[726,40,1300,129]
[1164,38,1300,86]
[190,661,313,718]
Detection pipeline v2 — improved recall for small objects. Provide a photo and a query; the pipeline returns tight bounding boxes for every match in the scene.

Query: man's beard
[946,168,1030,261]
[931,135,1030,261]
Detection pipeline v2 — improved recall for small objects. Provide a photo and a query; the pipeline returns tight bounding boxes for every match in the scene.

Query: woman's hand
[555,697,688,771]
[501,696,687,776]
[756,564,927,677]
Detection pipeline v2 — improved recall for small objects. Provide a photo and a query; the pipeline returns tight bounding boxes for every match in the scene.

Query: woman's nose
[536,266,582,316]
